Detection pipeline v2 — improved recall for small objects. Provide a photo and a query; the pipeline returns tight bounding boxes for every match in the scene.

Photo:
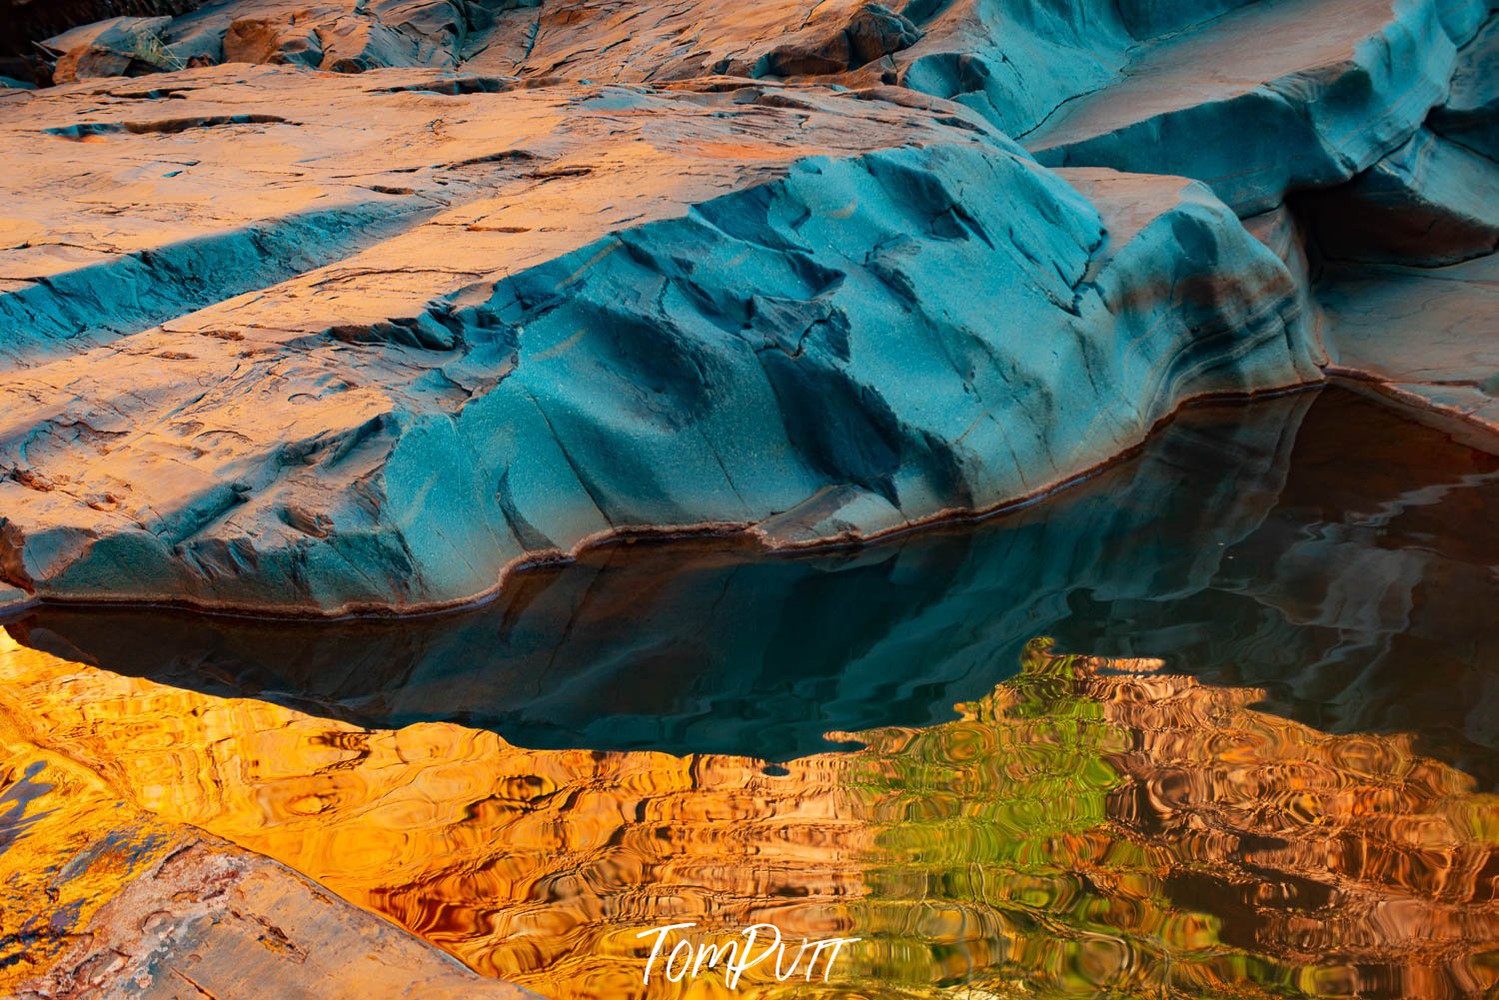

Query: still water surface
[2,387,1498,997]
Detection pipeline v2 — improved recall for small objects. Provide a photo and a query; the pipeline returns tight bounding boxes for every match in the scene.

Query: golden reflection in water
[0,629,1496,998]
[0,709,179,990]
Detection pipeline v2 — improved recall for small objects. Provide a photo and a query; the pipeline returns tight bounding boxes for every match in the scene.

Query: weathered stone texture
[0,0,1496,615]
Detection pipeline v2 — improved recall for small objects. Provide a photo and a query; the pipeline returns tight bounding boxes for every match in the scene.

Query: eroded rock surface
[4,1,1499,993]
[0,0,1497,618]
[0,65,1322,614]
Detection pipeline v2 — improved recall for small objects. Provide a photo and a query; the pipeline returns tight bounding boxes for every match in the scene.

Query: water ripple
[1,632,1495,997]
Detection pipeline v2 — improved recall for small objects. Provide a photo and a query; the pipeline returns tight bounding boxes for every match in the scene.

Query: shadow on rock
[8,388,1499,786]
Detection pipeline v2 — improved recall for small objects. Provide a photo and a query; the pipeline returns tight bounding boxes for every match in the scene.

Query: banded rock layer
[0,0,1496,613]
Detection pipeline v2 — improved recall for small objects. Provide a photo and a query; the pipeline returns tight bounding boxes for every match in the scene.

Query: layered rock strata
[0,0,1496,613]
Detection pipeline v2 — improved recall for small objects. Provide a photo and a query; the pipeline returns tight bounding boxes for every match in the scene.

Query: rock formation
[0,0,1496,615]
[11,389,1499,790]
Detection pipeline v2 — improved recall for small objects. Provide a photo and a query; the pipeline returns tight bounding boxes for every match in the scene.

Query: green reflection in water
[2,632,1495,998]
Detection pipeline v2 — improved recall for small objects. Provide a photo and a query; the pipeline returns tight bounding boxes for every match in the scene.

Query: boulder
[0,67,1320,613]
[1299,128,1499,266]
[43,15,178,82]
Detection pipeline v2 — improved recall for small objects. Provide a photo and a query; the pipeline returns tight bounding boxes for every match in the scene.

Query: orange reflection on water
[0,630,1496,998]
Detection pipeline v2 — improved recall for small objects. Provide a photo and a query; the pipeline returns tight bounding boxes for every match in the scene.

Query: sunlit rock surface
[0,65,1321,613]
[0,697,536,998]
[38,0,499,80]
[0,0,1496,614]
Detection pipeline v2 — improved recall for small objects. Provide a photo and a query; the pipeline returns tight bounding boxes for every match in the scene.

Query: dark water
[4,386,1499,998]
[9,387,1499,783]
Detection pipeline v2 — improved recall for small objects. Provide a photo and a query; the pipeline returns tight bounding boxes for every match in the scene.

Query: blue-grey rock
[1432,11,1499,161]
[1299,128,1499,265]
[1027,0,1492,215]
[19,388,1499,784]
[3,0,1499,614]
[891,0,1264,138]
[1113,0,1261,38]
[0,67,1321,613]
[4,391,1324,759]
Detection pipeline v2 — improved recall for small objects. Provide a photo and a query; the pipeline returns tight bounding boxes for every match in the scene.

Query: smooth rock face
[1028,0,1491,214]
[1,0,1498,614]
[1319,253,1499,436]
[887,0,1270,138]
[1432,12,1499,160]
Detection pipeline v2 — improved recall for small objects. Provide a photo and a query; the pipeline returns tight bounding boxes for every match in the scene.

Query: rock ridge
[0,0,1496,613]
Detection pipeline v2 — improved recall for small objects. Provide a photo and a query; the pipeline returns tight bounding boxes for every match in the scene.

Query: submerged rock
[0,705,536,998]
